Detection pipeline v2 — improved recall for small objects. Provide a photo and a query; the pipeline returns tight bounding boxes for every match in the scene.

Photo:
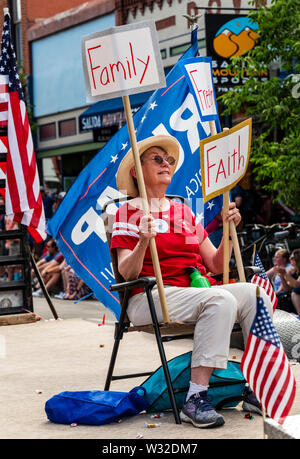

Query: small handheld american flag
[251,248,278,311]
[0,10,46,242]
[241,287,296,424]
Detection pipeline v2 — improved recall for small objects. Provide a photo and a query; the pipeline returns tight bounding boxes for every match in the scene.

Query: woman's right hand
[139,215,157,243]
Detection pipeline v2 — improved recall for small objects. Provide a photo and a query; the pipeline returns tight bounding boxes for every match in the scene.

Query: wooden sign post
[200,119,252,283]
[208,121,230,284]
[122,95,170,322]
[221,127,231,284]
[81,21,171,322]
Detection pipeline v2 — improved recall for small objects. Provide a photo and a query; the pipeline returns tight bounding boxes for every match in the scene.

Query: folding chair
[102,195,260,424]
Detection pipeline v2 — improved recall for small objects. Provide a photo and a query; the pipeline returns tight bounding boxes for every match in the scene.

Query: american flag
[241,290,296,425]
[0,12,46,242]
[251,250,278,311]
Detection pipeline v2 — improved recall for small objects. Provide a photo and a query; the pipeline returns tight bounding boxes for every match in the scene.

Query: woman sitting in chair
[110,135,273,429]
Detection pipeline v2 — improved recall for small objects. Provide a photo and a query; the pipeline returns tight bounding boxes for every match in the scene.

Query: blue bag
[141,352,246,412]
[45,386,150,425]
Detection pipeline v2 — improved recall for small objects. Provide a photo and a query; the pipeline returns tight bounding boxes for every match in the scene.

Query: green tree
[220,0,300,212]
[17,61,37,133]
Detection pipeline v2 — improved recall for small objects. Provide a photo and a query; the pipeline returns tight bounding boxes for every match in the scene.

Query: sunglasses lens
[151,155,176,165]
[167,156,176,165]
[154,155,163,165]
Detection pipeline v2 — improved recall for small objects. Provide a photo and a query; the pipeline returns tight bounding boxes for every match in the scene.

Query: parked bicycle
[237,222,300,270]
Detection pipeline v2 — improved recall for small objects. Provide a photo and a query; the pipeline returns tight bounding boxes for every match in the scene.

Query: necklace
[149,197,169,212]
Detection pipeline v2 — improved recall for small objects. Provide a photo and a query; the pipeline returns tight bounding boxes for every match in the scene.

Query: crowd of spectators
[0,188,92,302]
[32,187,92,301]
[32,237,92,300]
[266,248,300,316]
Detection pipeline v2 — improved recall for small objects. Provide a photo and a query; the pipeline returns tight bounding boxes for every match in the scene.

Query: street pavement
[32,294,116,324]
[0,295,300,440]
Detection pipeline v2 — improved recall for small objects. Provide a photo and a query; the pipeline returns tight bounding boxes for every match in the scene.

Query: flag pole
[256,285,268,439]
[262,408,267,439]
[209,121,230,284]
[252,243,257,265]
[122,94,170,323]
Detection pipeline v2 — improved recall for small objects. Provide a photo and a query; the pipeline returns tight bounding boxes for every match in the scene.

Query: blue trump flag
[48,28,223,319]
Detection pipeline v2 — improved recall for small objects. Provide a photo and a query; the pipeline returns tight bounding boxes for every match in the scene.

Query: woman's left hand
[223,202,242,227]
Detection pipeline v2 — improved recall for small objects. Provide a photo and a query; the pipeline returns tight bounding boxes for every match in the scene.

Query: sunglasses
[290,255,295,260]
[142,154,176,166]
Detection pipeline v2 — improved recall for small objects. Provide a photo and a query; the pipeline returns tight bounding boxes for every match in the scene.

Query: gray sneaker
[180,391,225,428]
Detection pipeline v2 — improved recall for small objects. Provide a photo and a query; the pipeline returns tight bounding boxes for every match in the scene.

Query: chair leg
[104,324,122,391]
[146,288,181,425]
[104,293,129,391]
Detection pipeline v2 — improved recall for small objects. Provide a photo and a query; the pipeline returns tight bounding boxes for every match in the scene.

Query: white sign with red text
[200,119,252,202]
[180,57,218,122]
[81,20,166,102]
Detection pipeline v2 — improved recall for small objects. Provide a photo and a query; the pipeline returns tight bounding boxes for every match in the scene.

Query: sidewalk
[0,297,299,439]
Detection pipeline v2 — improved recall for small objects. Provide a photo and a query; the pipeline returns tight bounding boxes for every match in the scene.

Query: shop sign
[205,14,268,95]
[80,115,102,131]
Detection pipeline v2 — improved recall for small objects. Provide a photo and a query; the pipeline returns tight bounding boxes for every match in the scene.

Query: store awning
[79,90,153,132]
[37,141,105,159]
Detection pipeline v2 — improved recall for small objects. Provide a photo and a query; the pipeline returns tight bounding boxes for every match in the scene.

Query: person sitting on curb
[266,249,292,295]
[274,249,300,315]
[54,264,91,300]
[33,255,65,297]
[32,239,60,288]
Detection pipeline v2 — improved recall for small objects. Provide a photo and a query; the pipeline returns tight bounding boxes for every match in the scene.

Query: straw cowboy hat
[116,135,180,197]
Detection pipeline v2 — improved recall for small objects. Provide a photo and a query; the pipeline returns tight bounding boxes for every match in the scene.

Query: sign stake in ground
[82,21,171,323]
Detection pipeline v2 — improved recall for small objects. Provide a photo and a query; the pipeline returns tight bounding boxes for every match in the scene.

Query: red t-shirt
[110,200,216,295]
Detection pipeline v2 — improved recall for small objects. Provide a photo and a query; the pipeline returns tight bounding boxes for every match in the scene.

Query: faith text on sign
[81,20,166,102]
[200,118,252,202]
[180,56,218,122]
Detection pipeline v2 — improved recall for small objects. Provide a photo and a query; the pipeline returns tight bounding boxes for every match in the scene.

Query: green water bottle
[186,267,211,288]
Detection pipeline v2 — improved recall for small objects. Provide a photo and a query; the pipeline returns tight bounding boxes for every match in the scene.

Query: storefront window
[39,123,56,141]
[58,118,76,137]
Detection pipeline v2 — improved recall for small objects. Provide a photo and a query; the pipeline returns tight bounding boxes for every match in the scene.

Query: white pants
[127,282,273,369]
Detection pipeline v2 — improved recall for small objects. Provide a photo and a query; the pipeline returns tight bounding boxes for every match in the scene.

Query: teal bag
[141,351,246,412]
